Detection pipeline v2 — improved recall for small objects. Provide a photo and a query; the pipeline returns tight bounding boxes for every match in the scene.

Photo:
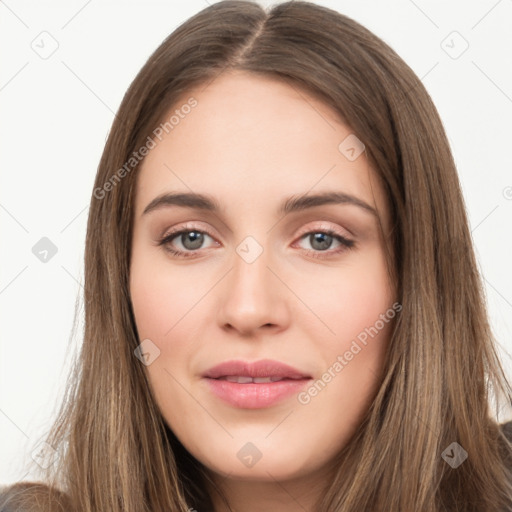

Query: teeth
[253,377,275,383]
[225,376,253,383]
[223,376,285,383]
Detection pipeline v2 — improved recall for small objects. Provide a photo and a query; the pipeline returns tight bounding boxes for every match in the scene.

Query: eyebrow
[142,191,378,217]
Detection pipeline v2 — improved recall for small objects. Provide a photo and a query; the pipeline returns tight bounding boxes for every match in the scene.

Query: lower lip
[203,377,311,409]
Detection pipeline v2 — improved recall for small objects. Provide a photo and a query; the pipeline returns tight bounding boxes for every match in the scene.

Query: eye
[158,226,218,258]
[294,229,355,258]
[157,225,356,259]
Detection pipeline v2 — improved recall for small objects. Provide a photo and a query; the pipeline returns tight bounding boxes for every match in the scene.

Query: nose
[216,244,290,336]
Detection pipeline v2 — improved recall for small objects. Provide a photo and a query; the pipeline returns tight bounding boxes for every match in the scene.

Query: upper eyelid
[162,223,216,241]
[295,222,350,238]
[162,220,352,239]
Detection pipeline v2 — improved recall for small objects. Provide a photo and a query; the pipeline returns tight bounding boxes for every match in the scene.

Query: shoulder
[501,420,512,442]
[500,420,512,473]
[0,481,71,512]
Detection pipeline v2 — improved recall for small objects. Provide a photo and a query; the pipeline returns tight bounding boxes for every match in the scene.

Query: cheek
[290,246,394,414]
[129,243,220,376]
[290,245,394,348]
[129,254,204,428]
[129,246,203,340]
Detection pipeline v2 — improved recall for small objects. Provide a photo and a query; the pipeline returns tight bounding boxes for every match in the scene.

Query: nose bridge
[216,233,286,333]
[230,235,272,301]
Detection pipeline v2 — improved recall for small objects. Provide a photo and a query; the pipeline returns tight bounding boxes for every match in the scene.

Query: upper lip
[202,359,311,379]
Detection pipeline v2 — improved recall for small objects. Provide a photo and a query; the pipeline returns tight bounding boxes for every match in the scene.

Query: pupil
[182,231,203,250]
[310,233,332,251]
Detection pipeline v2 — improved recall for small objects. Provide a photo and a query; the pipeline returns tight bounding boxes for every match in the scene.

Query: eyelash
[157,225,356,259]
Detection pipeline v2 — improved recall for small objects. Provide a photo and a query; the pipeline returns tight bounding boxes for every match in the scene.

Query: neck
[204,463,334,512]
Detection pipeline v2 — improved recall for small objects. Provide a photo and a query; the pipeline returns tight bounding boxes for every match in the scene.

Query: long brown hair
[2,1,512,510]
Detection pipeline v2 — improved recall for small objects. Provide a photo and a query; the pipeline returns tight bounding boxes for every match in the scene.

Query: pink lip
[202,359,312,409]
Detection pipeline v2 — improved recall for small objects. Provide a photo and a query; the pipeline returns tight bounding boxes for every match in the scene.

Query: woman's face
[130,71,396,484]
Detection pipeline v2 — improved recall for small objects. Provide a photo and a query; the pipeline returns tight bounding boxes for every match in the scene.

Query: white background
[1,0,512,485]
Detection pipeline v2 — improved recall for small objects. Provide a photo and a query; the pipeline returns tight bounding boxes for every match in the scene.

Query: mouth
[202,359,312,409]
[215,375,303,383]
[202,359,311,380]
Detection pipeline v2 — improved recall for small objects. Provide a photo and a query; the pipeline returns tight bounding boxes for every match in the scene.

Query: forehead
[134,71,388,225]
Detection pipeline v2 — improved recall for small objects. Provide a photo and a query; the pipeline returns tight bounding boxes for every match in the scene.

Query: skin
[129,70,396,511]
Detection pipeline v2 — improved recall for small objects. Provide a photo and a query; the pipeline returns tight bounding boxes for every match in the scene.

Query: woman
[2,1,512,510]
